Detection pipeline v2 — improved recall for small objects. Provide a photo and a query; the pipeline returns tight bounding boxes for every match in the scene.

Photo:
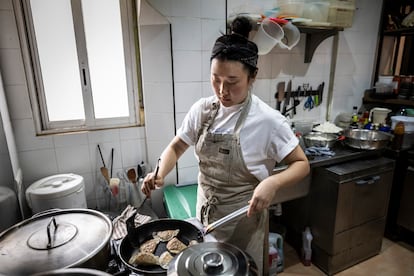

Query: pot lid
[26,174,84,199]
[0,209,112,275]
[168,242,257,276]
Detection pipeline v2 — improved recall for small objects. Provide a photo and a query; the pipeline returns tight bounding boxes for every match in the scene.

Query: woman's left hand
[247,179,278,217]
[247,145,310,217]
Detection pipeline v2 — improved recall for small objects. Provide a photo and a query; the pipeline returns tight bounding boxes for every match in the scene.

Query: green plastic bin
[163,184,197,220]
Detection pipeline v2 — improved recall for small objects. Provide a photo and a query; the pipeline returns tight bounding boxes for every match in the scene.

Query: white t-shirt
[177,94,298,181]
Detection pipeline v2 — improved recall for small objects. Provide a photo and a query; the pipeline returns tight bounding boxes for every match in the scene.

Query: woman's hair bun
[230,16,253,38]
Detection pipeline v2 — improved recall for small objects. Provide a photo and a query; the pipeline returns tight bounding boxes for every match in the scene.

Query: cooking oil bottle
[392,121,405,150]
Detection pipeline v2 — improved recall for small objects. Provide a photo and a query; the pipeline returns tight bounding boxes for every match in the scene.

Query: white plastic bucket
[252,18,284,55]
[26,173,87,214]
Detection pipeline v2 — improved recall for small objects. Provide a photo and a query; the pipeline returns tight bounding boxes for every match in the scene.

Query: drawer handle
[356,175,380,185]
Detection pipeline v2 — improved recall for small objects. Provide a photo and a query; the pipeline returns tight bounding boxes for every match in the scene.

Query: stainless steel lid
[0,208,112,275]
[168,242,257,276]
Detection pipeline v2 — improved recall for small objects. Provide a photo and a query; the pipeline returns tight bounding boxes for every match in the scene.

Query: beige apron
[195,95,268,274]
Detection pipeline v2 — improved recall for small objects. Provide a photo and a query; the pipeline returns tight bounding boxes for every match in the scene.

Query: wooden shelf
[384,27,414,36]
[297,26,344,63]
[363,90,414,108]
[227,17,344,63]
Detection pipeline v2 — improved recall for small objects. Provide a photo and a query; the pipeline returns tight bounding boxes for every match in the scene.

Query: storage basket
[327,0,356,27]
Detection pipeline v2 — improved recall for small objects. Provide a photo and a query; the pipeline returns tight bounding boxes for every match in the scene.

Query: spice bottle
[392,121,405,150]
[350,106,359,128]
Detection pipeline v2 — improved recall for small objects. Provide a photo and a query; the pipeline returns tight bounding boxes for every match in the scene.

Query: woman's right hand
[141,171,164,198]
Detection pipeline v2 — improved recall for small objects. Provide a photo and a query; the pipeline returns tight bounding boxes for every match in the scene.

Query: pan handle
[204,205,249,235]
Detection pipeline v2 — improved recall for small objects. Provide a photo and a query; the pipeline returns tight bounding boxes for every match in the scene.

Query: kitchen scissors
[304,95,314,110]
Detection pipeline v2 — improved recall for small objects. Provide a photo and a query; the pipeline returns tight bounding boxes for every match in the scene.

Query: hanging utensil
[283,80,292,116]
[276,81,285,111]
[137,163,143,180]
[97,145,110,184]
[110,148,114,178]
[100,168,110,185]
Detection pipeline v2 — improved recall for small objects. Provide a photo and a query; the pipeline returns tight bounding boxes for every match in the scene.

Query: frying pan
[118,206,249,275]
[119,218,203,275]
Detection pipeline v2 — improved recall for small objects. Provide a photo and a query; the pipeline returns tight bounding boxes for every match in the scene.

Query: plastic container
[391,116,414,132]
[269,232,284,274]
[327,0,356,27]
[278,0,304,17]
[26,173,87,214]
[301,227,313,266]
[378,75,394,84]
[252,18,284,55]
[278,22,300,50]
[294,120,314,135]
[369,107,392,125]
[269,242,279,275]
[303,1,330,22]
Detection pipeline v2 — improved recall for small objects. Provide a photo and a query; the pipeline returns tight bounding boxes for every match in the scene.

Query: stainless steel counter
[271,144,384,204]
[308,145,383,167]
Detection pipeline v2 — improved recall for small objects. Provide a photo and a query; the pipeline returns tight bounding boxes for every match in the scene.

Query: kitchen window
[14,0,143,134]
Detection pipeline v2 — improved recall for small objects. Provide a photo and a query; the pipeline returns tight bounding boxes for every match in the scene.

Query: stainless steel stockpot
[0,208,112,275]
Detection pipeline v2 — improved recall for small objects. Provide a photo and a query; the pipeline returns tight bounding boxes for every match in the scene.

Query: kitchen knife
[276,82,285,111]
[283,80,292,116]
[319,82,324,105]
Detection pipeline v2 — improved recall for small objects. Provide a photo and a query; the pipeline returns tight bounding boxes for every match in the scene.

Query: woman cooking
[141,16,310,274]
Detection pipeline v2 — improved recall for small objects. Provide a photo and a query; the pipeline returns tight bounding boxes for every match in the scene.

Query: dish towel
[305,146,336,157]
[112,204,152,240]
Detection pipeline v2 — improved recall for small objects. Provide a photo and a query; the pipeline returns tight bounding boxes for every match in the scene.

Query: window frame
[13,0,143,135]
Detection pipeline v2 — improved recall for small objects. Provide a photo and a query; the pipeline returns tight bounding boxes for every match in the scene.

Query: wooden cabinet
[309,157,394,275]
[397,155,414,232]
[374,0,414,79]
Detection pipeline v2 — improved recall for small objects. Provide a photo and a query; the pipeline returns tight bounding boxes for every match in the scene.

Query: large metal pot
[302,132,339,148]
[167,242,258,276]
[32,268,112,276]
[343,129,393,150]
[0,208,113,275]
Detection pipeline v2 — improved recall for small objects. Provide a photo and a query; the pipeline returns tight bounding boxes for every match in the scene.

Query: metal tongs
[204,205,249,235]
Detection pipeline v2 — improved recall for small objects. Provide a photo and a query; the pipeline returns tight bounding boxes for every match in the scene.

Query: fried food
[159,251,174,269]
[154,229,180,242]
[166,237,187,254]
[129,252,160,266]
[139,238,160,253]
[189,239,199,246]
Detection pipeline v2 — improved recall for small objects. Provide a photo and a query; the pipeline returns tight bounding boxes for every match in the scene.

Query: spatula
[97,145,110,184]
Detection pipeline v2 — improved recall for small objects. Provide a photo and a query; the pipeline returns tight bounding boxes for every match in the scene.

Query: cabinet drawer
[397,166,414,231]
[310,157,394,256]
[336,170,393,232]
[313,218,384,275]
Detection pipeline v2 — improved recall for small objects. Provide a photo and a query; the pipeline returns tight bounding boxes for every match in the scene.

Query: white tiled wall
[0,0,150,215]
[147,0,382,185]
[0,0,382,217]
